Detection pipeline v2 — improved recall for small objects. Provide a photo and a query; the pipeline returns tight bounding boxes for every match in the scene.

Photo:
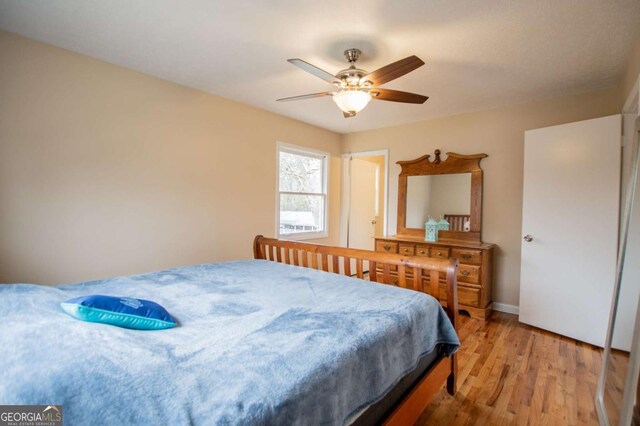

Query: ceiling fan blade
[276,92,334,102]
[362,55,425,86]
[287,59,341,85]
[369,88,428,104]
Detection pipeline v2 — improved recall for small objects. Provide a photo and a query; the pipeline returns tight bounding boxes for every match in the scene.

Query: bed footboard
[253,235,458,423]
[253,235,458,325]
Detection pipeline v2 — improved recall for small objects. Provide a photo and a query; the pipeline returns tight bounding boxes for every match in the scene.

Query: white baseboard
[493,302,519,315]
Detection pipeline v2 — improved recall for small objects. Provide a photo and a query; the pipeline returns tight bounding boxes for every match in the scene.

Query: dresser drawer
[374,236,494,320]
[376,241,398,254]
[399,244,415,256]
[451,248,482,265]
[430,247,450,259]
[458,264,480,284]
[415,245,430,257]
[439,284,481,307]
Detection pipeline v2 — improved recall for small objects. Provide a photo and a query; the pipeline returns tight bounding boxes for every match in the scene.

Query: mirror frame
[397,149,487,243]
[596,115,640,425]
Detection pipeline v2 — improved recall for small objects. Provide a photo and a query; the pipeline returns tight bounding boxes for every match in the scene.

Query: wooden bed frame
[253,235,459,425]
[444,214,471,232]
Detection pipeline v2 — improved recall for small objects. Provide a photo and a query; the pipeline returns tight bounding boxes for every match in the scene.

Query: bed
[0,236,460,425]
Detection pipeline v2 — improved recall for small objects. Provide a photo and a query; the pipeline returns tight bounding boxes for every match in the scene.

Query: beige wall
[619,38,640,108]
[342,88,620,306]
[1,28,636,302]
[0,31,342,285]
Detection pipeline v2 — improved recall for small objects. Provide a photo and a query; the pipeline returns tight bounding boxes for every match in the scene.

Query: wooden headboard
[444,214,470,232]
[253,235,459,327]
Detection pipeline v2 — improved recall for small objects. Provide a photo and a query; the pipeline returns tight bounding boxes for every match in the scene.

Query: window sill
[278,231,328,241]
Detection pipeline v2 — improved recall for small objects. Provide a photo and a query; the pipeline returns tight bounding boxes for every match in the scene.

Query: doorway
[340,150,388,254]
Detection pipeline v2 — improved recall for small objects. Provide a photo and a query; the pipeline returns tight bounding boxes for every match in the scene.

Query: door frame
[340,149,389,247]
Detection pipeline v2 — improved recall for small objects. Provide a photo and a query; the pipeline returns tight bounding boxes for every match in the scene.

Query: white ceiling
[1,0,639,133]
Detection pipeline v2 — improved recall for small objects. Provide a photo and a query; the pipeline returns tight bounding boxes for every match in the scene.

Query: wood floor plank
[419,312,604,426]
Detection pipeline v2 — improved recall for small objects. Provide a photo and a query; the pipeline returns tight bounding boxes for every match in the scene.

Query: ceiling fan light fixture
[279,50,427,118]
[332,90,371,114]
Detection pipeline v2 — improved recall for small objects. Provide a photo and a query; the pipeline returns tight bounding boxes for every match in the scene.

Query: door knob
[523,234,533,242]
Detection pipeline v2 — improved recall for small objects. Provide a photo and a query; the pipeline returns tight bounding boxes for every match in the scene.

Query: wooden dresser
[388,149,496,321]
[375,235,494,320]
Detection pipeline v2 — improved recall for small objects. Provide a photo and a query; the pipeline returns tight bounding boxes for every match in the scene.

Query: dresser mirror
[406,173,472,230]
[397,150,487,243]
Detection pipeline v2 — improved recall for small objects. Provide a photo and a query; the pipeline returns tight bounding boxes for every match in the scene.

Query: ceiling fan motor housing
[338,48,369,86]
[336,68,368,86]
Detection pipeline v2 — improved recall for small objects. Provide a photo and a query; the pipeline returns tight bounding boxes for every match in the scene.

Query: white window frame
[276,141,329,240]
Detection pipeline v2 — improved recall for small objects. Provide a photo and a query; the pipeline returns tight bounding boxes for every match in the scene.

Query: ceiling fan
[277,48,428,118]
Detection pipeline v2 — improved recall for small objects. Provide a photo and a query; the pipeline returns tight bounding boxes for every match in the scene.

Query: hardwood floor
[418,312,603,425]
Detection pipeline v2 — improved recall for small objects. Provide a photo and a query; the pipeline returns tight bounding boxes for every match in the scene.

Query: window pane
[279,194,325,234]
[279,151,323,193]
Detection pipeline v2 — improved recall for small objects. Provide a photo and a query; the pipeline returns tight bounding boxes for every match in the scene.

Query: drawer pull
[437,253,443,257]
[403,248,409,252]
[461,271,470,277]
[383,245,391,251]
[461,254,472,260]
[418,250,426,255]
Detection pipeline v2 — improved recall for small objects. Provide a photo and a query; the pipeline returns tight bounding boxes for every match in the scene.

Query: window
[277,143,329,240]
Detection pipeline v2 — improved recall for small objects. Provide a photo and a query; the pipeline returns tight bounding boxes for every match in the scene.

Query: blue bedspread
[0,260,459,425]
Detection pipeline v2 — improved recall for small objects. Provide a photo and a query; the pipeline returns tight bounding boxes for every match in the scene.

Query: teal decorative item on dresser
[425,217,439,242]
[438,217,450,231]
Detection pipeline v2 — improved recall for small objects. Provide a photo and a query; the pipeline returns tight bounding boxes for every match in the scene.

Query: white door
[519,115,621,347]
[348,158,378,251]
